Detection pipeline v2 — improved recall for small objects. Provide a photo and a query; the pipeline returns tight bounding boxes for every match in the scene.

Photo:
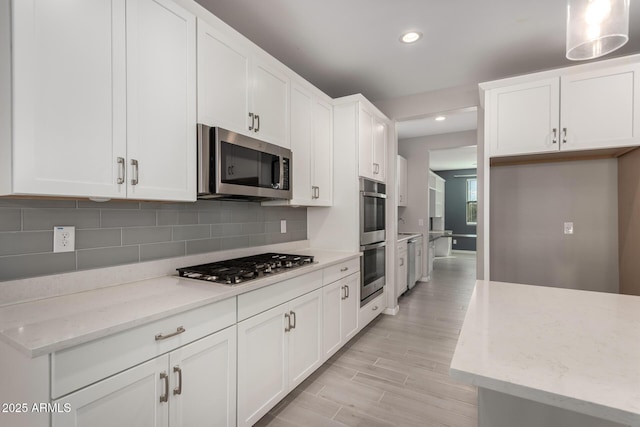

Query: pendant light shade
[566,0,630,61]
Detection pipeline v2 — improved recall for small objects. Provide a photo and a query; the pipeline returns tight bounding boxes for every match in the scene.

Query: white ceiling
[195,0,640,102]
[397,109,477,139]
[430,145,478,171]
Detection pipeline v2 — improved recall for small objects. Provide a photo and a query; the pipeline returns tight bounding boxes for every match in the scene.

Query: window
[466,178,477,225]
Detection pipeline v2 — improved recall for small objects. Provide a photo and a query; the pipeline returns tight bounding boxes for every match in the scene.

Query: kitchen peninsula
[450,280,640,427]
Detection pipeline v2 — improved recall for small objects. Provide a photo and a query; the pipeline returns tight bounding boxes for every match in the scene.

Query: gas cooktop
[177,253,315,285]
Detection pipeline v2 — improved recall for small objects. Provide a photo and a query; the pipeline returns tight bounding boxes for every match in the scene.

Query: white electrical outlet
[53,226,75,253]
[453,239,457,245]
[280,219,287,234]
[564,222,574,235]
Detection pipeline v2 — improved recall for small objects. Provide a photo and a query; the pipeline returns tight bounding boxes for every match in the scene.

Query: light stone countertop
[0,248,360,358]
[397,232,422,243]
[450,280,640,426]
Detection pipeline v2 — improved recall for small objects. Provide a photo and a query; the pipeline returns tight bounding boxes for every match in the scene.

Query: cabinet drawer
[359,292,384,330]
[238,269,322,321]
[322,257,360,285]
[51,297,236,399]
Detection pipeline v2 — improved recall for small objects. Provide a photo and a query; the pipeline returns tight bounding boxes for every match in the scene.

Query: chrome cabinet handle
[552,128,557,144]
[117,157,125,184]
[290,310,296,329]
[340,267,348,272]
[399,257,404,266]
[372,305,379,311]
[316,186,320,199]
[248,112,254,131]
[130,159,139,186]
[345,285,350,298]
[155,326,186,341]
[284,313,290,332]
[173,366,182,395]
[562,127,567,144]
[255,114,260,132]
[160,372,169,403]
[341,285,347,300]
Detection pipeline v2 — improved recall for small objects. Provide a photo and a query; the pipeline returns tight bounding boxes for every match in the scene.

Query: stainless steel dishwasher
[407,237,417,290]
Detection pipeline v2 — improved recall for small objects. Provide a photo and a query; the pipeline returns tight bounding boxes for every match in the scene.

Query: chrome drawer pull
[340,267,348,272]
[117,157,125,184]
[290,310,296,329]
[159,372,169,403]
[285,313,291,332]
[155,326,186,341]
[173,366,182,395]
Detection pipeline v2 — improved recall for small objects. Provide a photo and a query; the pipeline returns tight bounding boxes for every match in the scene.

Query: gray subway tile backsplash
[77,246,140,271]
[0,198,306,282]
[0,252,77,281]
[140,241,186,262]
[0,209,22,232]
[0,231,53,256]
[23,208,100,231]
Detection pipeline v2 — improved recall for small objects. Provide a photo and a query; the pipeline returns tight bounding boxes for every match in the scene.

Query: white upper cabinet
[11,0,127,199]
[126,0,196,201]
[285,82,333,206]
[196,18,250,136]
[397,155,408,207]
[7,0,196,201]
[197,19,289,148]
[358,101,388,183]
[251,55,290,147]
[487,78,560,157]
[560,64,640,151]
[485,59,640,158]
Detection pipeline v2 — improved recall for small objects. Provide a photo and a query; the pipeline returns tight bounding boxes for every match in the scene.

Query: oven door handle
[360,241,387,251]
[360,191,387,199]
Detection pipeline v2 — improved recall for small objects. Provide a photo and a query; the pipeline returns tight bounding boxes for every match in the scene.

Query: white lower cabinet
[52,326,236,427]
[397,241,408,295]
[322,272,359,360]
[237,289,322,427]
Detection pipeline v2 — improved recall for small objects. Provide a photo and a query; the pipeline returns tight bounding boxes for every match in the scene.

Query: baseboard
[452,250,477,254]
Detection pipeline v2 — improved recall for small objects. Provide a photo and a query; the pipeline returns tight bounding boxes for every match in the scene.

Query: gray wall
[0,199,307,282]
[434,169,477,251]
[490,159,618,293]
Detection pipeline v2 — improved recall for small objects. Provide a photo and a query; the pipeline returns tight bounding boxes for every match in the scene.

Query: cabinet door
[341,273,360,343]
[313,97,333,206]
[169,326,236,427]
[12,0,127,198]
[560,64,640,151]
[322,280,343,360]
[237,304,288,427]
[290,83,313,204]
[397,155,408,206]
[52,356,168,427]
[487,78,560,157]
[415,238,423,280]
[373,116,387,182]
[288,289,323,389]
[197,18,250,133]
[126,0,196,201]
[397,246,408,295]
[251,56,289,148]
[358,105,374,179]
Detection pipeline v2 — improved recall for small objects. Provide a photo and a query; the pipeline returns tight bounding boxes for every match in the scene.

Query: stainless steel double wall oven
[359,178,386,307]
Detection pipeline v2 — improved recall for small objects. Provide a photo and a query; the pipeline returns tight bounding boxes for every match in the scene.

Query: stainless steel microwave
[197,125,292,201]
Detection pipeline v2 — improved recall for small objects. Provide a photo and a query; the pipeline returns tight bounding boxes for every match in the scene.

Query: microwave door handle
[197,124,210,194]
[279,156,284,190]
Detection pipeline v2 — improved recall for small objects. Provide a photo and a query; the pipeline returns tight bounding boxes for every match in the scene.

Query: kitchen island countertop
[450,280,640,426]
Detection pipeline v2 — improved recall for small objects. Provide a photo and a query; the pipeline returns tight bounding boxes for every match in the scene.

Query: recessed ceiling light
[435,116,446,121]
[400,31,422,44]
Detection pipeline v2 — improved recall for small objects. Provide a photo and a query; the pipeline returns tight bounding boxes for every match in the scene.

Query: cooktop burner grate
[177,253,314,285]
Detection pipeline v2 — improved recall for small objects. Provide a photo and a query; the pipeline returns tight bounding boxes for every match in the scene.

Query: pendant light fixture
[566,0,630,61]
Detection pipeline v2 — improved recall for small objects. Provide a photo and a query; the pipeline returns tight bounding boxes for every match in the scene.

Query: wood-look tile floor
[255,253,478,427]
